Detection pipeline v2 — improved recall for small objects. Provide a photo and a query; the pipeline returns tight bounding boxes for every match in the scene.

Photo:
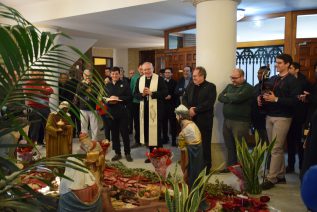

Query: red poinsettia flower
[259,195,270,203]
[146,148,173,179]
[221,195,270,211]
[146,148,172,159]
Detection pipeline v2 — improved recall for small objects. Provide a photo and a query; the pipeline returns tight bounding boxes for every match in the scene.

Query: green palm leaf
[0,199,41,212]
[0,3,106,211]
[0,15,103,137]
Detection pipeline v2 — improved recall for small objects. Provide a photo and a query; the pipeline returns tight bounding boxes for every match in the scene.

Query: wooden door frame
[295,38,317,83]
[163,9,317,54]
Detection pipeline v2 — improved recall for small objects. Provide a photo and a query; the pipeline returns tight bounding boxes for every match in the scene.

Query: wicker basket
[136,170,162,206]
[137,192,160,206]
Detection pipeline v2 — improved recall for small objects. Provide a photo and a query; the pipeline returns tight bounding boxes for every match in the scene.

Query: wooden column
[284,11,297,59]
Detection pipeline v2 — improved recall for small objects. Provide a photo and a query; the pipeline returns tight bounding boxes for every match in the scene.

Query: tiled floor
[39,137,307,212]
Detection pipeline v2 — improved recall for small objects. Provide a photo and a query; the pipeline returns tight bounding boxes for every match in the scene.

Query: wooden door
[139,50,156,67]
[164,47,196,81]
[155,49,166,74]
[295,38,317,83]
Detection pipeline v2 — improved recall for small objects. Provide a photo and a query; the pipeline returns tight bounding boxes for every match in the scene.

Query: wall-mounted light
[237,8,245,21]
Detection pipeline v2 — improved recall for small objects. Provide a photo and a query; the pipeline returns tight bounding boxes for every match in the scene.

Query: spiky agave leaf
[165,178,175,212]
[235,131,276,194]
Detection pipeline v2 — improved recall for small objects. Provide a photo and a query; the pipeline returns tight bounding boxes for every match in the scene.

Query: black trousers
[102,115,112,141]
[111,114,131,155]
[300,110,317,181]
[162,103,177,144]
[194,117,213,172]
[127,103,133,133]
[301,136,317,181]
[70,110,81,137]
[28,107,50,144]
[287,119,304,169]
[131,103,140,144]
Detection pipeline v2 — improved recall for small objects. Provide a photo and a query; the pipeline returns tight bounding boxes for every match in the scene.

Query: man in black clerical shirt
[162,68,178,146]
[286,62,310,173]
[182,66,217,172]
[105,67,133,162]
[175,66,192,106]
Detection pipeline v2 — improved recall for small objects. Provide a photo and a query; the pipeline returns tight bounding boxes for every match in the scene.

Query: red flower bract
[146,148,172,179]
[146,148,172,159]
[260,195,270,203]
[221,196,269,212]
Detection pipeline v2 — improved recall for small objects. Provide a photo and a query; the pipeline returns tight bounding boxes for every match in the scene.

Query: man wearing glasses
[182,66,216,172]
[134,62,168,163]
[75,69,99,141]
[258,54,300,190]
[218,68,254,171]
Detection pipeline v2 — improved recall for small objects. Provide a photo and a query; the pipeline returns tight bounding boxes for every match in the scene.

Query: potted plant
[164,167,217,212]
[235,131,275,194]
[0,3,104,211]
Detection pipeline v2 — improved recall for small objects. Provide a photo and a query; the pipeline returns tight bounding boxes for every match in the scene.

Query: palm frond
[0,6,104,137]
[0,199,41,212]
[0,3,105,211]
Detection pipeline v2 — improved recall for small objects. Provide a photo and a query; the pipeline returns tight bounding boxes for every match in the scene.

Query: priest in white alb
[134,62,168,163]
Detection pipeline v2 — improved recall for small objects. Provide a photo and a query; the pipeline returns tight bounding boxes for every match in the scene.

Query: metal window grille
[236,46,284,85]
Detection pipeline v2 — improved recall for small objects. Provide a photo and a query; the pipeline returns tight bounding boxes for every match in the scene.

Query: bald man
[218,68,254,170]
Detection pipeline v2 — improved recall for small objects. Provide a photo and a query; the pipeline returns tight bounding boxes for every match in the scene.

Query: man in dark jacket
[300,62,317,131]
[286,62,310,173]
[251,66,270,143]
[75,69,99,141]
[162,68,178,146]
[299,63,317,180]
[182,66,217,172]
[175,66,192,106]
[105,67,133,162]
[301,110,317,181]
[59,73,80,137]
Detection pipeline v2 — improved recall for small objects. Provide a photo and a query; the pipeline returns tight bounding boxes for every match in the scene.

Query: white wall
[113,48,128,73]
[92,47,113,57]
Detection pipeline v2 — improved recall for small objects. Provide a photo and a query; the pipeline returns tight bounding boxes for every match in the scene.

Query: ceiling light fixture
[237,9,245,21]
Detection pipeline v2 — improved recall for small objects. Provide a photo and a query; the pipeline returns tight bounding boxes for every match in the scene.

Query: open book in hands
[103,97,122,103]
